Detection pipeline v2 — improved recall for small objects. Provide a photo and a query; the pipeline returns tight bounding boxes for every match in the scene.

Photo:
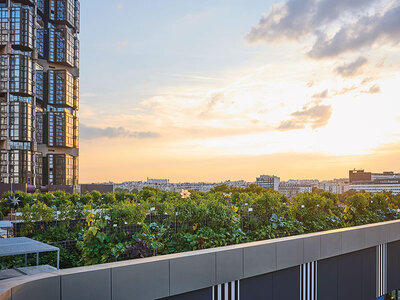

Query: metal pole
[57,250,60,270]
[36,252,39,266]
[25,254,27,266]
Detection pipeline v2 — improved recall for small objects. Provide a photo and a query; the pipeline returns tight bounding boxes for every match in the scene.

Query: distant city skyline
[79,0,400,183]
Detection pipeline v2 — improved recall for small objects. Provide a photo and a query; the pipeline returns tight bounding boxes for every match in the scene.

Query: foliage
[0,189,399,269]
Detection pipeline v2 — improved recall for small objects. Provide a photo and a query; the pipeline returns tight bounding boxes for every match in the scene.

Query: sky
[78,0,400,183]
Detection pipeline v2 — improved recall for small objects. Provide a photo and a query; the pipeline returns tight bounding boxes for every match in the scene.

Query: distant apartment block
[0,0,80,188]
[318,179,349,194]
[349,170,400,195]
[256,175,280,191]
[278,181,312,198]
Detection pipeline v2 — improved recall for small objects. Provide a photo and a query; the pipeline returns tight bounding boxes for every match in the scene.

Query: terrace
[0,189,399,299]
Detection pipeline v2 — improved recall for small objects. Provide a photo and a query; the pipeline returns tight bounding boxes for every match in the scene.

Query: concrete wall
[80,184,114,195]
[0,184,27,196]
[1,220,400,300]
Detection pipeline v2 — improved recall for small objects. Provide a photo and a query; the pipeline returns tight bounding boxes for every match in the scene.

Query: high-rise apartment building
[0,0,79,188]
[256,175,280,191]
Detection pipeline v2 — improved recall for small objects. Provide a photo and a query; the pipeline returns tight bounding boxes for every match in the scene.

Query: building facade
[256,175,280,191]
[318,178,349,194]
[349,170,400,195]
[278,181,312,198]
[0,0,79,188]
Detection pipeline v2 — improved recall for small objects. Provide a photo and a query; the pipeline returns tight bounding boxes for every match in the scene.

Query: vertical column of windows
[0,150,8,184]
[0,8,8,45]
[0,55,9,92]
[0,101,7,140]
[35,67,44,101]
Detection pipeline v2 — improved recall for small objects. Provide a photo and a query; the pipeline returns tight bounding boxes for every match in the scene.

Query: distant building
[146,178,170,185]
[286,179,319,187]
[256,175,280,191]
[116,179,250,193]
[349,179,400,195]
[278,182,312,198]
[349,170,400,195]
[349,170,400,183]
[318,179,349,194]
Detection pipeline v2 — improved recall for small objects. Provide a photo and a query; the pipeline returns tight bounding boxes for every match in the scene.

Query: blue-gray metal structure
[0,237,59,269]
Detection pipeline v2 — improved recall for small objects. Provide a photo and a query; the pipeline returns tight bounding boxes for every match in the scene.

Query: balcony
[47,110,74,148]
[48,69,77,108]
[8,54,35,96]
[49,0,80,32]
[9,6,35,51]
[45,153,76,186]
[48,25,77,68]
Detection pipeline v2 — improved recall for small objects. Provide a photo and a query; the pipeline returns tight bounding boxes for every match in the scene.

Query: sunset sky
[78,0,400,183]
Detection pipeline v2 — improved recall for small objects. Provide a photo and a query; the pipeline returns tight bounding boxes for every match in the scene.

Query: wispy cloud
[361,77,375,85]
[80,124,160,140]
[115,40,129,51]
[198,92,226,119]
[312,90,329,99]
[183,10,213,22]
[362,84,381,94]
[334,86,358,96]
[335,57,368,77]
[277,102,333,131]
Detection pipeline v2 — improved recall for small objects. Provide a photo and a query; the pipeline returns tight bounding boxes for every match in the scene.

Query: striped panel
[300,261,317,300]
[377,244,387,297]
[212,280,239,300]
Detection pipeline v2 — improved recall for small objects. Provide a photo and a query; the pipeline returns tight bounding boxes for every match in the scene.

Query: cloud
[115,40,129,51]
[362,84,381,94]
[183,10,213,22]
[80,124,160,140]
[335,57,368,77]
[309,5,400,58]
[198,93,226,119]
[246,0,400,59]
[277,102,333,131]
[361,77,374,85]
[312,90,329,99]
[334,86,358,95]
